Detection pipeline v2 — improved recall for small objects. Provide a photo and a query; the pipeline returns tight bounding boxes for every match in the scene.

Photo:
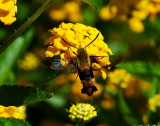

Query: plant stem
[75,122,85,126]
[0,0,53,54]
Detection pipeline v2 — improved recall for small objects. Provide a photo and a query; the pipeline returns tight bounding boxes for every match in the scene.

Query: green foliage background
[0,0,160,126]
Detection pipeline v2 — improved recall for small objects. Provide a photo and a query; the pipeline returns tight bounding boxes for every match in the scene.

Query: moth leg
[90,56,110,71]
[74,73,79,82]
[90,56,108,63]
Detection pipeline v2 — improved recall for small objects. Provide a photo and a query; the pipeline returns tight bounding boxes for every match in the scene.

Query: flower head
[148,94,160,112]
[99,0,160,32]
[108,69,131,88]
[68,103,97,121]
[45,22,113,79]
[0,0,17,25]
[0,105,26,119]
[49,1,82,22]
[18,52,40,71]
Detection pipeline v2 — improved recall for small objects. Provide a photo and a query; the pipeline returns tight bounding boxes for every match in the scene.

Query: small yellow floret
[99,5,117,20]
[68,103,97,121]
[0,105,26,119]
[49,1,82,22]
[45,51,54,57]
[0,0,17,25]
[18,52,40,71]
[99,0,160,32]
[148,94,160,112]
[128,17,144,33]
[101,69,107,79]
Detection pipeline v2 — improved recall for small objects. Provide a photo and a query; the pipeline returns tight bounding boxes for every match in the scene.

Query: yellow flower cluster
[0,105,26,119]
[0,0,17,25]
[18,52,40,71]
[148,94,160,112]
[68,103,97,121]
[108,69,131,88]
[45,22,113,79]
[99,0,160,33]
[49,1,82,23]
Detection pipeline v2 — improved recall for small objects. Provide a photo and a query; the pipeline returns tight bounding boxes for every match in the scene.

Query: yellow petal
[45,51,54,57]
[101,69,107,79]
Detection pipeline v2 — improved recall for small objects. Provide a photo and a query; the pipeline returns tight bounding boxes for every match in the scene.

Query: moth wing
[105,56,126,68]
[43,58,78,73]
[90,55,126,70]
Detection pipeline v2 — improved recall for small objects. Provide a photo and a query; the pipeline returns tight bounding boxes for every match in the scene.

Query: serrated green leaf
[0,28,34,84]
[0,118,31,126]
[0,85,53,107]
[82,0,103,10]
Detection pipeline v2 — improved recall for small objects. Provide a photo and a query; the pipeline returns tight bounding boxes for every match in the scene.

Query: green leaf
[82,8,98,26]
[82,0,103,10]
[0,85,53,106]
[117,61,160,77]
[117,61,160,98]
[117,90,140,125]
[108,42,129,56]
[0,28,34,84]
[0,118,31,126]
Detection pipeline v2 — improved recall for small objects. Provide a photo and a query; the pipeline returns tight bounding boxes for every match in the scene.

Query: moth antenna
[62,38,78,49]
[69,46,77,55]
[84,33,100,49]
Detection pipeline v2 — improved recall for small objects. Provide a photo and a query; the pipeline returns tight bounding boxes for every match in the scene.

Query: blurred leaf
[118,90,140,125]
[82,8,98,26]
[117,61,160,98]
[82,0,103,10]
[116,61,160,77]
[140,18,160,40]
[0,29,8,41]
[0,85,53,106]
[24,68,61,84]
[108,42,129,56]
[17,2,30,21]
[0,28,34,84]
[141,76,159,99]
[47,95,66,108]
[0,118,31,126]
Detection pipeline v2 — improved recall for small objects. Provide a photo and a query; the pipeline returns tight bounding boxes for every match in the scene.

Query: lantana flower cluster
[0,105,26,119]
[108,69,131,88]
[45,22,113,79]
[0,0,17,25]
[18,52,40,71]
[68,103,97,121]
[49,1,82,22]
[148,94,160,112]
[100,0,160,33]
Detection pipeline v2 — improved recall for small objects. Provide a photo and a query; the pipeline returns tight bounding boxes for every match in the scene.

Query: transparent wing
[90,55,126,70]
[105,56,126,68]
[43,58,78,73]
